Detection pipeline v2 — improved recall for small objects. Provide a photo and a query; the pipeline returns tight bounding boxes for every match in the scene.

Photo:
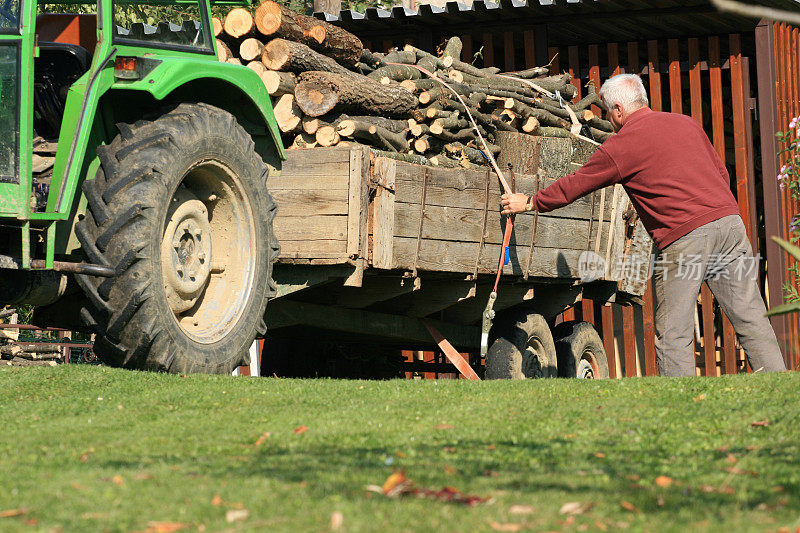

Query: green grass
[1,366,799,532]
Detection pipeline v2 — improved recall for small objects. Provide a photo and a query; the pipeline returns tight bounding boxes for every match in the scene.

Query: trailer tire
[485,311,557,379]
[553,321,609,379]
[74,103,279,374]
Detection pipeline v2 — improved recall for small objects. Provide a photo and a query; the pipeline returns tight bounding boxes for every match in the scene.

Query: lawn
[0,366,798,532]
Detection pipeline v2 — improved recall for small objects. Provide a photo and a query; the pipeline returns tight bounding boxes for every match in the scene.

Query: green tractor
[0,0,283,372]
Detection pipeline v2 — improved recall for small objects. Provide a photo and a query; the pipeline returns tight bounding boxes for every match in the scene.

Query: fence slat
[588,44,601,116]
[623,305,637,377]
[524,30,536,69]
[601,305,617,378]
[548,46,560,75]
[688,38,702,121]
[627,41,639,74]
[668,39,682,114]
[730,33,754,246]
[461,34,473,63]
[642,283,658,375]
[608,42,620,75]
[568,45,581,102]
[504,31,514,72]
[483,32,494,67]
[647,40,662,111]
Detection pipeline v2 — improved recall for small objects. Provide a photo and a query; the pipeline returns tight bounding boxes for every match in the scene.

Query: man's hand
[501,193,532,215]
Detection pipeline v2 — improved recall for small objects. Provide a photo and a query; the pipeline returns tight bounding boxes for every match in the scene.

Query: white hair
[598,74,649,113]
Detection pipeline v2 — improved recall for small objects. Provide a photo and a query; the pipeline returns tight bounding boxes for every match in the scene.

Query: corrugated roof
[315,0,800,46]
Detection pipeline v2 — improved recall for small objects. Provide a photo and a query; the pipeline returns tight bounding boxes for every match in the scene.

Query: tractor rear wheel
[553,321,609,379]
[485,310,558,379]
[75,103,279,373]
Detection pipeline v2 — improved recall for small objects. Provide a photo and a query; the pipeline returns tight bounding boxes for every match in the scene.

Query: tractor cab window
[0,45,19,182]
[113,0,210,51]
[0,0,20,32]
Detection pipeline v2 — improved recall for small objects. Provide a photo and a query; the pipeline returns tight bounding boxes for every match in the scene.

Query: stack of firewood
[213,1,614,167]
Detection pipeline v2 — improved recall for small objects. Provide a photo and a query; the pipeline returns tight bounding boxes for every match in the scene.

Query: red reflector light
[114,57,139,79]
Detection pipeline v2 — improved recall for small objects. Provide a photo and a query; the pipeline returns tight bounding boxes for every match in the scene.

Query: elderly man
[501,73,786,377]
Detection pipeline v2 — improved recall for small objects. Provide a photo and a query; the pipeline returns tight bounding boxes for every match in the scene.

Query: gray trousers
[652,214,787,376]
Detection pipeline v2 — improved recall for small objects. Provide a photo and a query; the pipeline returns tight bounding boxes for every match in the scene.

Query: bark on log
[403,44,449,70]
[361,48,384,69]
[239,38,265,62]
[337,120,409,152]
[442,36,463,63]
[262,70,297,96]
[369,64,421,82]
[429,154,459,168]
[290,132,318,149]
[506,66,550,78]
[371,149,430,166]
[254,1,362,68]
[383,50,417,64]
[10,357,57,367]
[223,8,256,39]
[588,127,614,142]
[295,71,418,118]
[262,38,351,75]
[274,93,303,133]
[413,135,446,154]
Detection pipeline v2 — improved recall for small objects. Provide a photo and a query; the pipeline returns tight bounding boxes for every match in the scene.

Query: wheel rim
[577,348,600,379]
[522,337,545,378]
[161,160,256,344]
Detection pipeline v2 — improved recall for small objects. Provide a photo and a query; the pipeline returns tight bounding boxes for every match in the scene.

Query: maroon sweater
[532,107,741,249]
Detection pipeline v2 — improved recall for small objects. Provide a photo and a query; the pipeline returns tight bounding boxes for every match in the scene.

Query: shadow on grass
[95,438,800,515]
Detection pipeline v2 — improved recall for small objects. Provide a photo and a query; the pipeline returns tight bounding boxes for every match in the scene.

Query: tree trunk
[262,39,351,76]
[223,8,256,39]
[295,71,418,118]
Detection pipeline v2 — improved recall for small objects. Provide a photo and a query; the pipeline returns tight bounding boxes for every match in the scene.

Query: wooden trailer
[262,134,651,378]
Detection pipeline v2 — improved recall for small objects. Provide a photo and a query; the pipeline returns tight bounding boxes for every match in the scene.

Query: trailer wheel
[553,321,609,379]
[485,311,557,379]
[74,103,279,373]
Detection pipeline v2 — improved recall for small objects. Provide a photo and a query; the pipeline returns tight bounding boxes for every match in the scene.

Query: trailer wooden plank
[269,188,348,215]
[393,202,611,250]
[390,236,586,277]
[372,157,396,269]
[623,305,637,376]
[277,240,347,256]
[347,148,362,256]
[274,215,347,241]
[601,304,617,378]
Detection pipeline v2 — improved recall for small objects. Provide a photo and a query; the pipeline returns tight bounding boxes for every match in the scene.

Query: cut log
[506,66,551,78]
[429,154,459,168]
[274,93,303,133]
[371,149,429,166]
[239,38,265,62]
[368,64,421,82]
[254,1,363,68]
[383,50,417,64]
[337,120,409,152]
[403,44,449,70]
[442,36,463,63]
[10,357,57,367]
[212,16,223,37]
[400,79,418,92]
[361,48,384,69]
[223,8,256,39]
[295,71,417,118]
[247,60,267,76]
[262,38,351,75]
[315,125,340,147]
[291,132,318,149]
[413,135,445,154]
[215,39,232,62]
[262,70,296,96]
[226,58,242,65]
[410,123,430,137]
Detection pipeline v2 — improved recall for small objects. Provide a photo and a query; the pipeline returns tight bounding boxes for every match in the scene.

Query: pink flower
[791,117,798,129]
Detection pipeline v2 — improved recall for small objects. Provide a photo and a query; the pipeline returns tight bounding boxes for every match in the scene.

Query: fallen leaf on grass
[71,482,84,491]
[509,504,534,515]
[483,470,499,477]
[655,476,673,487]
[693,394,706,402]
[293,426,309,435]
[329,511,343,531]
[773,485,786,493]
[750,420,770,427]
[396,451,407,458]
[559,501,594,515]
[211,495,223,506]
[134,473,154,480]
[442,446,456,453]
[626,474,641,482]
[435,424,454,430]
[0,508,27,518]
[725,466,758,477]
[489,522,527,531]
[110,475,124,486]
[145,521,187,533]
[620,501,639,514]
[488,444,496,450]
[443,465,457,475]
[593,452,606,459]
[371,471,490,505]
[225,509,249,523]
[254,432,271,446]
[725,454,738,464]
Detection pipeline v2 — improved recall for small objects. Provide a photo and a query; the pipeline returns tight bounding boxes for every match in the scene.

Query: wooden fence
[380,24,798,378]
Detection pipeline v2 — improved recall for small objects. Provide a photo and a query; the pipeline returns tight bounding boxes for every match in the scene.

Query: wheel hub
[577,349,600,379]
[162,189,212,314]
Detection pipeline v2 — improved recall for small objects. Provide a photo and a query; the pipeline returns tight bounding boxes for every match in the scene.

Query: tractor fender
[110,56,285,160]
